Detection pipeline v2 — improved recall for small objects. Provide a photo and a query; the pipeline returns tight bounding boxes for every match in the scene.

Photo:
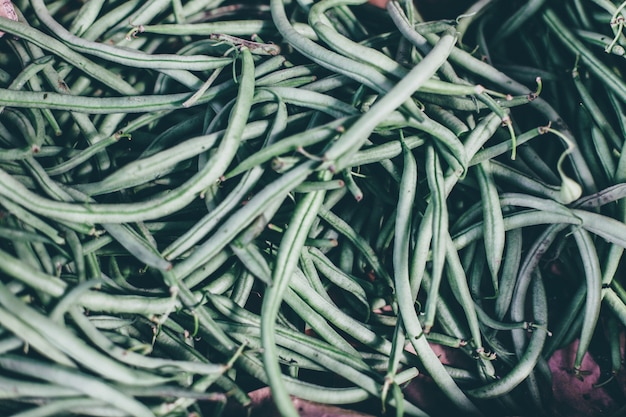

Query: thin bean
[290,268,396,356]
[2,109,38,150]
[138,20,277,36]
[261,171,330,417]
[9,398,123,417]
[0,17,137,95]
[81,120,264,196]
[318,205,393,290]
[321,28,462,173]
[572,68,622,149]
[0,305,74,367]
[543,283,586,359]
[0,199,66,245]
[492,0,547,41]
[45,133,125,177]
[0,355,154,417]
[0,87,213,114]
[543,8,626,101]
[0,282,170,386]
[231,240,272,287]
[444,234,483,353]
[308,247,371,308]
[68,0,106,36]
[468,271,549,398]
[0,376,80,399]
[494,228,523,320]
[69,306,226,376]
[255,87,357,117]
[103,223,172,271]
[570,227,603,375]
[475,160,505,288]
[396,252,483,412]
[0,54,53,109]
[424,27,597,192]
[423,145,448,333]
[0,49,255,224]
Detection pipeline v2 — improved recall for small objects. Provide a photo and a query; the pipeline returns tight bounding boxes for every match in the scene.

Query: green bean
[543,8,626,101]
[572,68,622,150]
[475,160,505,288]
[543,282,586,359]
[0,336,23,355]
[178,251,232,292]
[384,138,417,411]
[103,223,172,271]
[513,144,561,186]
[0,50,255,224]
[223,116,346,180]
[322,28,462,173]
[426,31,596,193]
[1,199,66,245]
[492,0,547,41]
[0,355,154,417]
[591,125,617,184]
[0,226,59,248]
[67,0,106,36]
[310,0,407,80]
[0,17,137,95]
[0,54,53,109]
[68,306,226,376]
[318,205,393,290]
[0,88,209,114]
[0,305,74,367]
[445,234,484,353]
[494,228,523,320]
[604,286,626,333]
[423,145,448,333]
[271,0,403,96]
[351,134,425,167]
[164,175,264,261]
[256,64,316,87]
[45,133,125,177]
[468,271,549,398]
[0,281,170,386]
[290,268,395,355]
[138,20,277,37]
[396,258,482,412]
[230,240,272,286]
[236,324,423,414]
[475,303,547,333]
[488,161,563,202]
[300,248,334,304]
[173,162,317,280]
[10,398,124,417]
[0,247,65,296]
[411,113,502,299]
[285,287,362,356]
[0,376,80,399]
[255,87,357,117]
[2,109,38,150]
[424,104,470,137]
[294,179,345,193]
[80,121,262,196]
[569,227,603,375]
[261,171,329,417]
[308,247,370,309]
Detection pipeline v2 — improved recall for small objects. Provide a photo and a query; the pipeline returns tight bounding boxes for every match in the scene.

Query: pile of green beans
[1,0,626,416]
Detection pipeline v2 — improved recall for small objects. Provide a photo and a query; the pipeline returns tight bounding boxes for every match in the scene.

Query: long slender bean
[0,355,154,417]
[261,171,329,417]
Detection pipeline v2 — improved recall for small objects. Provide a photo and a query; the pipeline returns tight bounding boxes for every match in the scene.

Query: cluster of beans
[1,0,626,416]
